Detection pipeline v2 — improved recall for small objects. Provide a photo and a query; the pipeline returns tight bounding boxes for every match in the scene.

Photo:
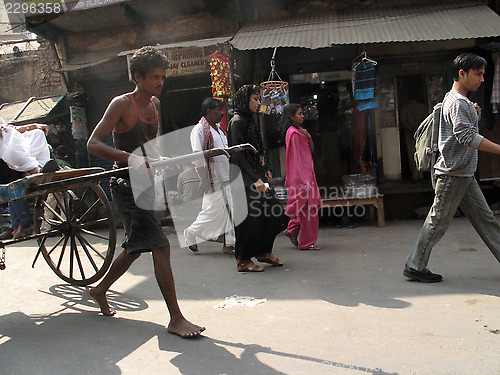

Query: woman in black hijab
[228,84,288,272]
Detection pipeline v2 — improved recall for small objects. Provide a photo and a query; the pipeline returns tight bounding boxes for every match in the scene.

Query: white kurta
[186,120,235,246]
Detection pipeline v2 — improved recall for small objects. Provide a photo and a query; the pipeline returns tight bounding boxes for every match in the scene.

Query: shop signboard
[164,45,218,77]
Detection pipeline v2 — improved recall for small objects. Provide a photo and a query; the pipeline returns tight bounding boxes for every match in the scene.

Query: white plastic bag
[0,127,38,172]
[23,128,51,167]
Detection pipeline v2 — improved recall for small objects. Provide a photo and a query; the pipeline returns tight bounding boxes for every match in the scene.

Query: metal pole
[27,144,257,194]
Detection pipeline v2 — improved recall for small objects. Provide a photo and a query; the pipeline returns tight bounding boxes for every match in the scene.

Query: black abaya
[228,110,288,260]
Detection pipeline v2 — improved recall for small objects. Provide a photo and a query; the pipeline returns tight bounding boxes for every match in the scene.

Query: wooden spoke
[48,235,66,257]
[70,188,88,221]
[76,233,106,261]
[71,236,86,280]
[80,228,109,241]
[56,236,69,271]
[34,185,116,286]
[79,218,109,228]
[76,234,99,272]
[76,198,100,224]
[42,197,65,222]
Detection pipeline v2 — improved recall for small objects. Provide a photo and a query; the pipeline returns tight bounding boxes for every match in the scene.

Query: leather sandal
[284,230,298,247]
[237,259,264,272]
[299,244,321,250]
[222,246,235,255]
[256,252,283,267]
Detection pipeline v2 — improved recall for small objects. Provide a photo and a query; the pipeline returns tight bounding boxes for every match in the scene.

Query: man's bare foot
[89,288,116,316]
[167,317,205,338]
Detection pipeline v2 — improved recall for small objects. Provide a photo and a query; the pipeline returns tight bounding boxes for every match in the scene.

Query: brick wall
[0,39,65,103]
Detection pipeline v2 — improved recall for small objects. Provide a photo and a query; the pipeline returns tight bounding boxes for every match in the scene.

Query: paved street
[1,217,499,375]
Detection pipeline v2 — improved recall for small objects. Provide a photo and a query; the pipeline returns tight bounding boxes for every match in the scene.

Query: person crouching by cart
[0,119,52,239]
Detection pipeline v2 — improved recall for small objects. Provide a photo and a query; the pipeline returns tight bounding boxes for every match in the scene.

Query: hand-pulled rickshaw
[0,144,255,286]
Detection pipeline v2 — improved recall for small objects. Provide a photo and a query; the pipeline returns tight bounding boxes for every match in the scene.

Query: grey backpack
[414,102,442,172]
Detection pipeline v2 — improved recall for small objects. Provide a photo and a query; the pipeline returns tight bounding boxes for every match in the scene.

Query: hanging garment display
[210,51,231,99]
[259,47,289,115]
[259,84,289,115]
[354,60,376,100]
[352,53,379,112]
[210,51,231,131]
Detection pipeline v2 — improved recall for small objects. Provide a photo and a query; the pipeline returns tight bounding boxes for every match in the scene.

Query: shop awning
[230,3,500,50]
[118,36,233,56]
[0,95,66,125]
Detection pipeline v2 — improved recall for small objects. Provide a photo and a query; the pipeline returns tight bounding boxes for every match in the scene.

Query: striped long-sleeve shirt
[434,90,484,177]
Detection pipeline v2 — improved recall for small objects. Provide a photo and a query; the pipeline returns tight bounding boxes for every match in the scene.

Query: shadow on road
[0,311,397,375]
[40,284,149,314]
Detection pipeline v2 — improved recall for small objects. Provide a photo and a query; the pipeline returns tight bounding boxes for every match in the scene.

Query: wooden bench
[320,194,385,227]
[280,194,385,227]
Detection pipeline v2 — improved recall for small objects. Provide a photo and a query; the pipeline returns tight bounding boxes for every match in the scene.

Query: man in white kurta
[184,98,235,254]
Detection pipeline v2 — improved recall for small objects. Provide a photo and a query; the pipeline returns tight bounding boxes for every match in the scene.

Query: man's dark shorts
[110,177,169,254]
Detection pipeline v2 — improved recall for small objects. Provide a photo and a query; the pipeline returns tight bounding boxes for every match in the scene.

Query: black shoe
[403,267,443,283]
[184,228,199,253]
[41,159,60,173]
[188,244,199,253]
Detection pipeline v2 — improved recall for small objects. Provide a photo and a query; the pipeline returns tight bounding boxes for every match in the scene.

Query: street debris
[214,295,267,309]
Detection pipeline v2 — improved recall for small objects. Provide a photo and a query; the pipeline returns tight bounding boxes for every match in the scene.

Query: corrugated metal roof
[0,102,26,124]
[231,3,500,50]
[0,95,65,124]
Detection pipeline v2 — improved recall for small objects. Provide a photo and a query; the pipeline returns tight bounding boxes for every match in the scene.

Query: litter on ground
[214,295,267,309]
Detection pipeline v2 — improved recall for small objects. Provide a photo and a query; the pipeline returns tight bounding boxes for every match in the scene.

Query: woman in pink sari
[283,104,321,250]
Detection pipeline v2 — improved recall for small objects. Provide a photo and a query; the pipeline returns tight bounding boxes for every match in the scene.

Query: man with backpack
[404,53,500,283]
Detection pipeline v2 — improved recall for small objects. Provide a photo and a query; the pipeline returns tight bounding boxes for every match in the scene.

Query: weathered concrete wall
[0,39,65,103]
[65,13,238,59]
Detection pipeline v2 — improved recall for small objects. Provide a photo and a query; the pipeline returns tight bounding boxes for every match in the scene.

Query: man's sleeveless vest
[113,94,159,169]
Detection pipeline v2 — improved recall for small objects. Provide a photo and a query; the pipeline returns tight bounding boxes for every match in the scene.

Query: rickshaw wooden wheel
[33,184,116,286]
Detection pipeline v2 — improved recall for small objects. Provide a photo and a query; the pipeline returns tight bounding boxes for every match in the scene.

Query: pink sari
[285,126,321,218]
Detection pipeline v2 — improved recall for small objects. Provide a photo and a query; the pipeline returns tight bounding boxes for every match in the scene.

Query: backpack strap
[430,102,442,183]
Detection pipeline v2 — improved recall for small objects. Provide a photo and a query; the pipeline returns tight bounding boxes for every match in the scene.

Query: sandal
[187,244,199,253]
[237,259,264,272]
[299,244,321,251]
[284,230,298,247]
[184,228,199,253]
[222,246,235,255]
[256,252,283,267]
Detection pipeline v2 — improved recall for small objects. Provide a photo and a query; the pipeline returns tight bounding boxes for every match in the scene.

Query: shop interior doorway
[397,75,428,182]
[161,74,212,133]
[290,80,354,186]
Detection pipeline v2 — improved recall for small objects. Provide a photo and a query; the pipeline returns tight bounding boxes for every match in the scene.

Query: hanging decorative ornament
[210,51,231,99]
[259,47,289,115]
